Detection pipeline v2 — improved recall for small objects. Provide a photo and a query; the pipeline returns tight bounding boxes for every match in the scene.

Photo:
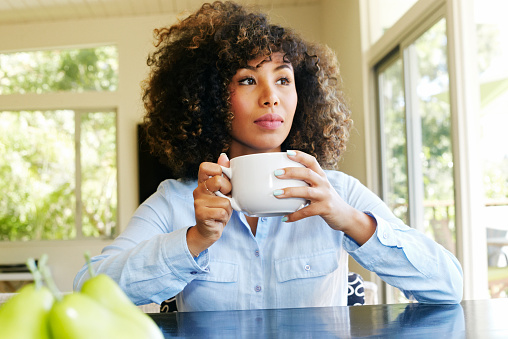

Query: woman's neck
[227,142,281,159]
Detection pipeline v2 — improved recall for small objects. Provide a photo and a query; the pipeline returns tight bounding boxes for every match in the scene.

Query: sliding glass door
[376,18,455,303]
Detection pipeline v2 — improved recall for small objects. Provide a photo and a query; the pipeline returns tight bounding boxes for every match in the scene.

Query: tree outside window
[0,46,118,241]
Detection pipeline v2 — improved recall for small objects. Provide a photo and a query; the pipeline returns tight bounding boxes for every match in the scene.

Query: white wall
[318,0,373,282]
[0,3,335,291]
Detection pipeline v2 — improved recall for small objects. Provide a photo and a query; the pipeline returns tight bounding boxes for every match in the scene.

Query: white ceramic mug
[214,152,308,217]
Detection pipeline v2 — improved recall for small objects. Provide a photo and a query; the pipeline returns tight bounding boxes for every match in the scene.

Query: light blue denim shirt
[74,170,463,311]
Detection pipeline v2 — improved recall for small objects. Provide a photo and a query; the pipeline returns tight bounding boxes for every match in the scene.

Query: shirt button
[304,265,311,271]
[255,285,262,292]
[254,250,260,257]
[261,217,267,222]
[383,232,388,239]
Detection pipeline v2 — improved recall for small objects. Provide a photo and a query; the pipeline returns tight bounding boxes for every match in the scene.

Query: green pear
[80,274,163,339]
[0,257,54,339]
[0,283,54,339]
[48,293,149,339]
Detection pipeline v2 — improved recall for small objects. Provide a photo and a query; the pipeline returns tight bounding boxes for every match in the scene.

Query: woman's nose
[260,86,279,107]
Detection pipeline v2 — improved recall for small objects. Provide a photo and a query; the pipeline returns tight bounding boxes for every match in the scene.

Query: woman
[74,1,463,311]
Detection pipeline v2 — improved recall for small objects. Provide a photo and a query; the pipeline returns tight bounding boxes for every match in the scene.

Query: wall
[318,0,374,282]
[0,3,328,291]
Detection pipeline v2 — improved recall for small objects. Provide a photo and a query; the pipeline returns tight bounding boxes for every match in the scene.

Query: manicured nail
[274,169,285,176]
[273,189,284,196]
[282,216,288,222]
[287,150,296,156]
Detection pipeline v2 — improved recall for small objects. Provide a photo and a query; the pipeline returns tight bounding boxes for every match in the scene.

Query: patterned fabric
[160,272,365,312]
[160,296,178,313]
[347,272,365,306]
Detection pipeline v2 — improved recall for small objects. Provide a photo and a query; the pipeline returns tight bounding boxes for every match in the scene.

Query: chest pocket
[181,260,239,311]
[193,260,239,283]
[275,249,339,283]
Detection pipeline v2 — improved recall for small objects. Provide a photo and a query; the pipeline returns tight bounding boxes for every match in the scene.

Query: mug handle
[212,166,241,212]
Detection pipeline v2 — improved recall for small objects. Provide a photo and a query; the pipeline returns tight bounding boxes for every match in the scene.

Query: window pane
[412,19,456,254]
[367,0,418,45]
[474,0,508,298]
[378,58,409,224]
[0,110,117,241]
[0,111,76,241]
[0,46,118,95]
[81,112,117,238]
[475,3,508,208]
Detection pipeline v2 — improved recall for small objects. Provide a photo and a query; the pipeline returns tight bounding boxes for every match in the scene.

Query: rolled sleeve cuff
[343,212,400,267]
[161,226,210,283]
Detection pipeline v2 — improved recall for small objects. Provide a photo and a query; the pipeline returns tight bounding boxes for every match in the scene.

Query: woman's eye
[276,77,291,85]
[239,77,255,85]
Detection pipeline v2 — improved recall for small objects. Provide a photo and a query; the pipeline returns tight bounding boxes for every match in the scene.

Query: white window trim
[445,0,488,299]
[363,0,489,301]
[402,43,425,233]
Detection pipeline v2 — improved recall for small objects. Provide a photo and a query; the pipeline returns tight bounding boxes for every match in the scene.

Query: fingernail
[287,150,296,156]
[274,169,285,176]
[282,216,288,222]
[273,189,284,196]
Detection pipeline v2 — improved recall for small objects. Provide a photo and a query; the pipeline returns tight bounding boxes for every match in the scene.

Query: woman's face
[228,52,298,157]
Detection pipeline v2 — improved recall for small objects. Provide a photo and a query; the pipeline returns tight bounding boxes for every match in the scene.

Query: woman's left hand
[275,150,376,245]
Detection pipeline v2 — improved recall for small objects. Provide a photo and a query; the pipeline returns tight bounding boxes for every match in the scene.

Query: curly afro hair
[142,1,352,180]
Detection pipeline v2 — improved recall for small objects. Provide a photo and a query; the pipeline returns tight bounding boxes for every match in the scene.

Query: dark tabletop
[149,298,508,338]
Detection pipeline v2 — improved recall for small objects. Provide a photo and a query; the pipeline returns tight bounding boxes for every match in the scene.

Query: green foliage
[0,111,76,241]
[0,45,118,241]
[0,46,118,94]
[380,58,409,224]
[0,110,117,241]
[414,19,455,204]
[81,113,117,237]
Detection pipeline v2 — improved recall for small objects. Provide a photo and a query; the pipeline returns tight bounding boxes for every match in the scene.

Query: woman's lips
[254,114,284,129]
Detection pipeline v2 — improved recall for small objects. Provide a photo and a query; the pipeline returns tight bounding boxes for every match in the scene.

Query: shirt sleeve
[73,180,211,305]
[333,172,463,304]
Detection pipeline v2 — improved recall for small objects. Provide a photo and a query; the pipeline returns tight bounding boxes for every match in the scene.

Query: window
[371,0,508,301]
[376,18,454,302]
[0,46,118,94]
[0,46,118,241]
[407,19,455,252]
[475,0,508,297]
[378,57,408,224]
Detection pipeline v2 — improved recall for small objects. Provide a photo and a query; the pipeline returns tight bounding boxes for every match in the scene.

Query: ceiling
[0,0,320,26]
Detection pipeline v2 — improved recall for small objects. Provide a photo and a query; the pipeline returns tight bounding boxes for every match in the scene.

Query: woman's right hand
[187,153,232,257]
